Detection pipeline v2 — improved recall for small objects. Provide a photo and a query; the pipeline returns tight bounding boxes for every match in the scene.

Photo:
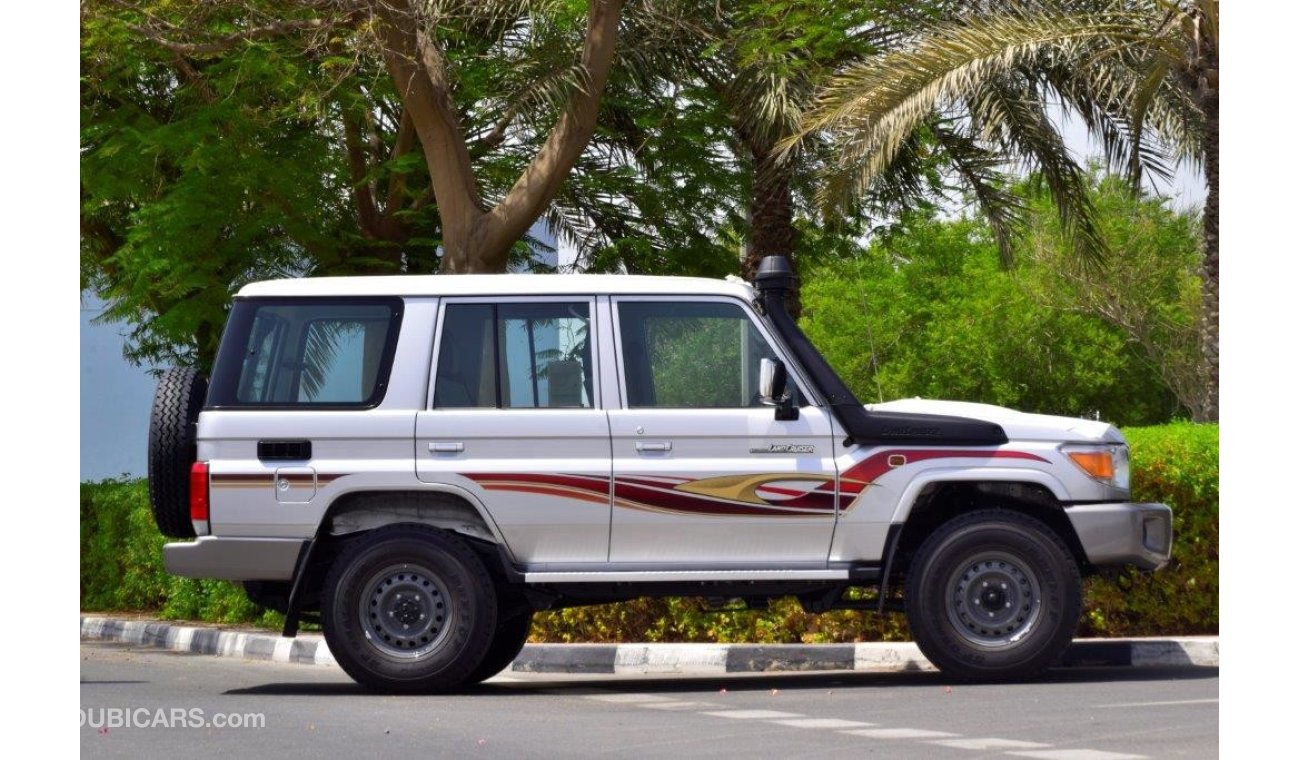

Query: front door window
[617,300,797,408]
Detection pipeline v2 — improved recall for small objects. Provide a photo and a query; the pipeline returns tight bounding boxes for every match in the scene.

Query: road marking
[702,710,805,720]
[841,728,958,739]
[585,693,679,703]
[1007,751,1147,760]
[931,738,1053,750]
[568,684,1154,760]
[771,718,877,729]
[1094,698,1218,708]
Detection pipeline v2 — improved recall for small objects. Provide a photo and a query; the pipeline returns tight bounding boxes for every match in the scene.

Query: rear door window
[208,298,403,408]
[433,302,594,409]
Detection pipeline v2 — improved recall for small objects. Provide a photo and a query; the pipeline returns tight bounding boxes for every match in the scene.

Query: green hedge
[80,479,282,628]
[1079,422,1218,636]
[81,423,1216,640]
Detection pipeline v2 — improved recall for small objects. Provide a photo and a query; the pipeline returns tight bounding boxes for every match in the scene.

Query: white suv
[148,256,1171,692]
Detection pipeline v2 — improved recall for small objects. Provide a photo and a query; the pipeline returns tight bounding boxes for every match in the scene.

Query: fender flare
[887,466,1070,525]
[319,481,515,559]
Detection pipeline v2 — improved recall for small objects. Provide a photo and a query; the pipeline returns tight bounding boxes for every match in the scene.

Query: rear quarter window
[207,298,403,409]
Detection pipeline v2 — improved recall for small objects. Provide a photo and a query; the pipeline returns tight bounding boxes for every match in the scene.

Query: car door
[203,296,416,539]
[606,297,840,565]
[415,297,612,565]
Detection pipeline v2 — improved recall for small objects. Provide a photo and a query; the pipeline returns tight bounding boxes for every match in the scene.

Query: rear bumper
[1065,502,1173,571]
[163,536,307,581]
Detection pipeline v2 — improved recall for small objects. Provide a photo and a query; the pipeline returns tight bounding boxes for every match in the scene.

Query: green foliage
[1020,173,1205,418]
[531,595,910,645]
[80,0,584,368]
[81,425,1215,640]
[800,209,1181,426]
[81,2,364,369]
[1079,422,1218,637]
[80,480,282,627]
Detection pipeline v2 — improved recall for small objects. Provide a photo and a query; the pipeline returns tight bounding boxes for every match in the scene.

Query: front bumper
[1064,502,1173,571]
[163,536,307,581]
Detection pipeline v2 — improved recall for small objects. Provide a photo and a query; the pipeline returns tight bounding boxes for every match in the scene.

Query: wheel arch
[320,487,509,548]
[274,488,517,625]
[887,478,1090,587]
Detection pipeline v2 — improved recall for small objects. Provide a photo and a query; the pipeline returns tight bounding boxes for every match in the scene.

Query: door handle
[635,441,672,452]
[428,442,465,453]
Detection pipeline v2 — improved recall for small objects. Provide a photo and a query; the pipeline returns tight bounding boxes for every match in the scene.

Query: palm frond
[968,76,1106,263]
[933,124,1025,266]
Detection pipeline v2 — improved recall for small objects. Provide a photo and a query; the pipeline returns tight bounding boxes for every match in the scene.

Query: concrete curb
[81,616,1217,675]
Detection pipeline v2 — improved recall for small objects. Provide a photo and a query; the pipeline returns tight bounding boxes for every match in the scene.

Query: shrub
[80,479,282,628]
[1078,422,1218,636]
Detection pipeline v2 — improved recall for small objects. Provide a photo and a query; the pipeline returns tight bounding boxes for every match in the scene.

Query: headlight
[1061,443,1130,491]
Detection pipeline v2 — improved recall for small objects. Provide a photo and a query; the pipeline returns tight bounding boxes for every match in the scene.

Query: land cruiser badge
[749,444,815,454]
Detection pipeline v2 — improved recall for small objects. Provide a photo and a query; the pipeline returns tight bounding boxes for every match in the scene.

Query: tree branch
[468,108,517,159]
[126,17,333,57]
[341,107,381,237]
[481,0,626,261]
[169,53,217,104]
[373,0,485,252]
[383,107,417,214]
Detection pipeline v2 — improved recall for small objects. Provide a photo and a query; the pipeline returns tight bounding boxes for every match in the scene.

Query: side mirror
[759,358,799,421]
[759,357,787,404]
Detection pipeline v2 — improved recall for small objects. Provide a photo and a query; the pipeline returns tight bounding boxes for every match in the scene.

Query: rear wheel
[905,509,1082,681]
[464,610,534,685]
[322,525,497,693]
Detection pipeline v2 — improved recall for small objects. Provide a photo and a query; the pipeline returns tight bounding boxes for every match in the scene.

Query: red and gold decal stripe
[465,448,1045,517]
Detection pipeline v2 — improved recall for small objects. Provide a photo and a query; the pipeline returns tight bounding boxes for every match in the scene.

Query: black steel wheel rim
[359,564,453,659]
[944,551,1043,649]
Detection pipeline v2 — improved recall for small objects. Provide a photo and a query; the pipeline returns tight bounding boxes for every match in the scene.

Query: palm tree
[788,0,1217,421]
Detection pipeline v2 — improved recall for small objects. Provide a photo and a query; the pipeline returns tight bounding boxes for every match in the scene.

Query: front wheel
[905,509,1082,681]
[322,525,497,693]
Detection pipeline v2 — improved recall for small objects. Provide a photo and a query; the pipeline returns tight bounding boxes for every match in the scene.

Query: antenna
[861,295,885,404]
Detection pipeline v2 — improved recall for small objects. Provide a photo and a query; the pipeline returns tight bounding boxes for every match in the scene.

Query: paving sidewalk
[80,615,1218,675]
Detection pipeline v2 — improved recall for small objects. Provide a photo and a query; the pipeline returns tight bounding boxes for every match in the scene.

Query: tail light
[190,461,210,534]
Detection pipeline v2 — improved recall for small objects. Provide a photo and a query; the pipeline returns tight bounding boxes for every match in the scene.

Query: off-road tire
[147,367,208,538]
[905,509,1082,681]
[322,525,497,693]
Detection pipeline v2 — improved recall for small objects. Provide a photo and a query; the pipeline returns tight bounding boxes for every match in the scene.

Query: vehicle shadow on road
[222,664,1216,698]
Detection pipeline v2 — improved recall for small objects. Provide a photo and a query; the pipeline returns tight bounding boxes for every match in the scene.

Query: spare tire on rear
[147,367,208,538]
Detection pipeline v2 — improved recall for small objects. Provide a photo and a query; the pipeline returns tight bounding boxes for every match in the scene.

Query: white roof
[237,273,755,300]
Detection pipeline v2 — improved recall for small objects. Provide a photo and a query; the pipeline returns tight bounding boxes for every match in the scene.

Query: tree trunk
[374,0,624,275]
[742,141,802,316]
[1197,45,1219,423]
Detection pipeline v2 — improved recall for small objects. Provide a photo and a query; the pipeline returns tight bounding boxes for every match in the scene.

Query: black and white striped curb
[81,616,1217,674]
[81,617,337,667]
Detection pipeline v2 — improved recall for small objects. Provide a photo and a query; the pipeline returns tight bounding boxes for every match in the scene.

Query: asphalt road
[80,641,1217,759]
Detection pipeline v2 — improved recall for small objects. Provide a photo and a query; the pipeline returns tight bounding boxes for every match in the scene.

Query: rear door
[415,298,612,565]
[202,297,414,538]
[606,297,840,565]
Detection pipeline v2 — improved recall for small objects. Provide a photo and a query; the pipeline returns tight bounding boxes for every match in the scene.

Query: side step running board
[523,569,853,583]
